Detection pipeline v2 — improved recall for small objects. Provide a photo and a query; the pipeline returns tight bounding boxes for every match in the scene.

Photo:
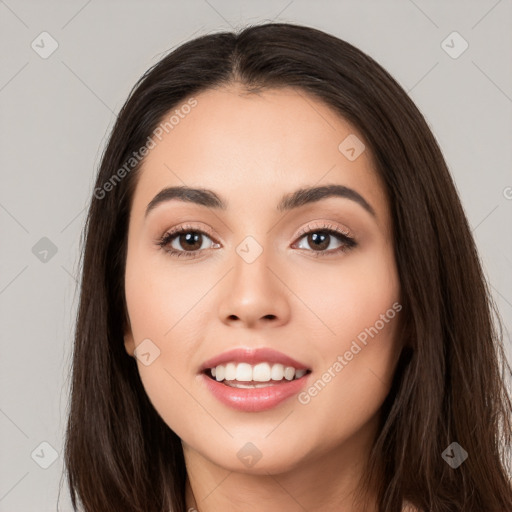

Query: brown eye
[294,227,357,257]
[176,232,203,251]
[305,232,330,251]
[158,227,219,258]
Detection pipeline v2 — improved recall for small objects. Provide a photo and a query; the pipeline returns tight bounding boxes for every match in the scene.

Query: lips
[199,347,312,412]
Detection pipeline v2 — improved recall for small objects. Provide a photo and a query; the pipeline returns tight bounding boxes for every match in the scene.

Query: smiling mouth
[203,362,312,388]
[200,356,312,412]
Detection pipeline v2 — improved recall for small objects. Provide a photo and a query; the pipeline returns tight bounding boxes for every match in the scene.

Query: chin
[194,436,313,475]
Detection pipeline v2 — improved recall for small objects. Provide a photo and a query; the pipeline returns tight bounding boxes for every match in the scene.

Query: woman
[63,22,512,512]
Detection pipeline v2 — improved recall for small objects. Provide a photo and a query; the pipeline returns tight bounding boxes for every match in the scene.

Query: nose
[218,247,291,329]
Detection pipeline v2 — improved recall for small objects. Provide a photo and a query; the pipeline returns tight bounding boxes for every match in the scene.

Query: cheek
[124,250,216,432]
[124,244,216,345]
[291,244,401,424]
[298,318,400,447]
[289,241,400,347]
[294,312,401,456]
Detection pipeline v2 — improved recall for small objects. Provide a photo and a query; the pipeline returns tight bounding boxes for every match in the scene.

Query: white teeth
[209,362,308,383]
[253,363,271,382]
[215,365,225,381]
[225,362,236,381]
[235,363,252,381]
[284,366,295,381]
[270,363,284,380]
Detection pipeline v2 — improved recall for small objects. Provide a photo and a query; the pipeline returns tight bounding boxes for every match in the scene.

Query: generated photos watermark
[298,301,402,405]
[94,97,198,200]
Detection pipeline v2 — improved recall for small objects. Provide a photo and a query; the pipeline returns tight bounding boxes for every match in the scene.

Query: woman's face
[123,85,402,474]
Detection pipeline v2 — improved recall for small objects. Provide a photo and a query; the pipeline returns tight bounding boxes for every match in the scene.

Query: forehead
[131,85,389,227]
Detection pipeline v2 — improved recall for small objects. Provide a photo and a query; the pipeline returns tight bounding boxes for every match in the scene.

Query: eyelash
[157,222,357,259]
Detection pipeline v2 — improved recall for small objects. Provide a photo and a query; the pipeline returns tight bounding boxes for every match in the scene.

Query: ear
[123,320,136,357]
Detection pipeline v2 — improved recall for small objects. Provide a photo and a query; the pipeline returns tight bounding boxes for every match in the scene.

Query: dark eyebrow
[144,184,376,218]
[277,184,376,217]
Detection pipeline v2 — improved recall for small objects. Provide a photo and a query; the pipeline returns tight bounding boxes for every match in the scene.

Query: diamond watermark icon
[441,442,468,469]
[338,134,365,161]
[237,442,262,468]
[31,441,59,469]
[32,237,58,263]
[236,236,263,264]
[441,31,468,59]
[134,338,161,366]
[31,31,59,59]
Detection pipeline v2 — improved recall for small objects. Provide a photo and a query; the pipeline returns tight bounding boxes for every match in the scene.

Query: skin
[123,85,403,512]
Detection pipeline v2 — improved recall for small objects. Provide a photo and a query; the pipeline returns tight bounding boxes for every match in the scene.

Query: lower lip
[201,373,310,412]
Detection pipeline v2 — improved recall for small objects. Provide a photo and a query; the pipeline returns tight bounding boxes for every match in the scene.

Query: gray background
[1,1,511,510]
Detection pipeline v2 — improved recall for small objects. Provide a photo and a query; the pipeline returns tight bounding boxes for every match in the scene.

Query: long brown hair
[63,22,512,512]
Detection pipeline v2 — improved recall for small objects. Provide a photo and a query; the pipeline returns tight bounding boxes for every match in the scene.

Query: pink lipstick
[199,347,311,412]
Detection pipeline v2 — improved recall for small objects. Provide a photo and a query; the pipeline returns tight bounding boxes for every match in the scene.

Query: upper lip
[200,347,310,372]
